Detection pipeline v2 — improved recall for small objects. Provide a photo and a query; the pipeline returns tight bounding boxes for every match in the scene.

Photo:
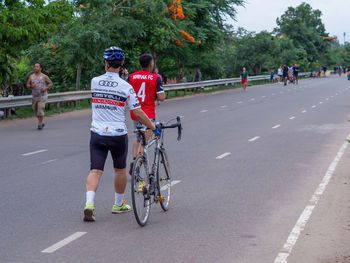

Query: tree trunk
[76,62,83,91]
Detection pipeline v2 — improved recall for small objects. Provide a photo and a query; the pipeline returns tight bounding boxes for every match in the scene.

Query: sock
[86,191,95,206]
[115,193,124,206]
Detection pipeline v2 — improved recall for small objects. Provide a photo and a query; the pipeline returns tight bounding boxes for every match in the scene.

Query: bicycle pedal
[160,178,167,181]
[157,196,165,202]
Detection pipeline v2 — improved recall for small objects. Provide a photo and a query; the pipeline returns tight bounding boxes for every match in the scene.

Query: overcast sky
[229,0,349,44]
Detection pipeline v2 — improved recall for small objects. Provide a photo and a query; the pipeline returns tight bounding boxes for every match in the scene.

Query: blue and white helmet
[103,46,125,61]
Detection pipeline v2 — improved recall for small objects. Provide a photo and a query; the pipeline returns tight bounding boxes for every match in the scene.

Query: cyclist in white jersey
[84,46,161,222]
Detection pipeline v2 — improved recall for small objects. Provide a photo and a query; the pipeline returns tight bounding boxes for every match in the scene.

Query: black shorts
[90,131,128,170]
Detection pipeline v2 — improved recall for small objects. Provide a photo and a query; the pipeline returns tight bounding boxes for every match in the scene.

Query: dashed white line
[237,101,243,104]
[325,98,329,101]
[289,116,295,120]
[220,105,227,108]
[216,152,231,159]
[331,96,334,98]
[312,105,316,108]
[262,96,266,98]
[200,110,208,113]
[272,125,281,129]
[39,159,58,165]
[42,232,87,253]
[272,93,276,95]
[274,134,350,263]
[319,101,323,104]
[22,149,48,156]
[301,110,307,114]
[251,98,255,101]
[249,136,260,142]
[160,180,181,191]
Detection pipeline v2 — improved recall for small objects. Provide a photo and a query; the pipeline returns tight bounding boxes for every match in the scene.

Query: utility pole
[344,32,346,44]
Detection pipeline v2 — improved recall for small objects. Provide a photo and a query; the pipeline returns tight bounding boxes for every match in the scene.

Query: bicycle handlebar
[159,116,182,141]
[134,116,183,144]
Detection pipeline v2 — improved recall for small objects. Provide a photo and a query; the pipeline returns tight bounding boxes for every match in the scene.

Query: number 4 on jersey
[137,82,146,102]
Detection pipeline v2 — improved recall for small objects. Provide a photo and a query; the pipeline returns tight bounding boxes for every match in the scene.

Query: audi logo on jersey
[98,80,118,87]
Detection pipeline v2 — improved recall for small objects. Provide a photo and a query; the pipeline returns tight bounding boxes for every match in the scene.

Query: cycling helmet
[103,46,125,61]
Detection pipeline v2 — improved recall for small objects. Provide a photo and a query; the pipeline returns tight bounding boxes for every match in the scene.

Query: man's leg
[84,169,103,221]
[112,168,131,213]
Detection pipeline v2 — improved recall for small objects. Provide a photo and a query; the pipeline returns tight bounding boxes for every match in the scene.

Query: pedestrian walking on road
[83,46,160,222]
[282,64,289,86]
[292,64,299,84]
[277,66,283,83]
[270,69,275,83]
[240,67,248,91]
[26,62,52,130]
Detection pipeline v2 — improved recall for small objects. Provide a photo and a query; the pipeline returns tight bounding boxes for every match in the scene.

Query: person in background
[154,67,163,84]
[270,69,275,83]
[26,62,52,130]
[195,68,202,82]
[277,66,283,83]
[292,64,299,84]
[282,64,289,86]
[240,67,248,91]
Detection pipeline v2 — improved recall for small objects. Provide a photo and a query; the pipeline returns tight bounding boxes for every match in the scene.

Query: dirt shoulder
[288,142,350,263]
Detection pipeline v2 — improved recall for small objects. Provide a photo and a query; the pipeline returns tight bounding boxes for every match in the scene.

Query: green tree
[275,3,329,63]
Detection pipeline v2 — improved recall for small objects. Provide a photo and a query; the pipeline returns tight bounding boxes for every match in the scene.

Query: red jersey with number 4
[129,70,164,120]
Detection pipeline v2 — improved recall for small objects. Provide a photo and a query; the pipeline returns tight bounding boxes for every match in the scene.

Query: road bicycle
[131,116,182,226]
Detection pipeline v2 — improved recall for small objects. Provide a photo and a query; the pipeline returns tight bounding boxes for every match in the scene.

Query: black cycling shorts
[90,131,128,170]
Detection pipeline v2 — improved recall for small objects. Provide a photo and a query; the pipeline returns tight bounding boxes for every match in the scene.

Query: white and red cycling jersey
[90,72,140,136]
[128,70,164,121]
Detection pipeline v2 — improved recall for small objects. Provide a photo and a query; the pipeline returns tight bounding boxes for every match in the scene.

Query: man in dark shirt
[292,64,299,84]
[282,64,289,86]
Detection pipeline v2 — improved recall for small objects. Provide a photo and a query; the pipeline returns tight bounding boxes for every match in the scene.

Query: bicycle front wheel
[131,155,150,226]
[157,149,171,211]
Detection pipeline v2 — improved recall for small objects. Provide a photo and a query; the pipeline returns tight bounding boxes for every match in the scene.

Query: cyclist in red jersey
[128,54,165,174]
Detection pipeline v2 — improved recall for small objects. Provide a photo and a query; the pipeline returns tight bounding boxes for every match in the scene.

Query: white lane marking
[220,105,227,108]
[289,116,295,120]
[22,149,48,156]
[216,152,231,160]
[262,96,266,98]
[312,105,316,108]
[160,180,181,191]
[274,134,350,263]
[272,93,276,95]
[42,232,87,253]
[39,159,58,165]
[319,101,323,104]
[272,125,281,129]
[237,101,243,104]
[249,136,260,142]
[325,98,329,101]
[250,98,255,101]
[301,110,307,114]
[331,96,334,98]
[200,110,208,113]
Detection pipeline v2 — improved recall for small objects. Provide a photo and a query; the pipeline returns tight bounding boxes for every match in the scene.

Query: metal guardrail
[0,73,309,112]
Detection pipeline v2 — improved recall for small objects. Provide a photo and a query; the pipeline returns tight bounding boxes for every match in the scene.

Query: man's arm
[43,75,53,91]
[26,75,32,89]
[132,108,156,131]
[156,76,165,102]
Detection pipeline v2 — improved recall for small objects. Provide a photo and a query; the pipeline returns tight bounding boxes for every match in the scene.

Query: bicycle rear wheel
[157,149,171,211]
[131,155,150,226]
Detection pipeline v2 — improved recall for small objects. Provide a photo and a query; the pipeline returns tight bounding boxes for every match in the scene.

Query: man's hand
[41,87,47,93]
[153,126,162,137]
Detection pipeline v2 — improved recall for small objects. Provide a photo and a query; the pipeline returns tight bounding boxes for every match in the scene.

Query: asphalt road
[1,75,350,263]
